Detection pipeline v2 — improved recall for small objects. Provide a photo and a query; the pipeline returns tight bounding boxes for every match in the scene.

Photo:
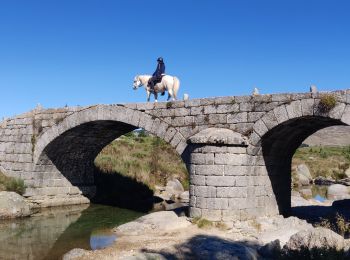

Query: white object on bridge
[183,93,189,101]
[310,85,317,93]
[252,87,259,96]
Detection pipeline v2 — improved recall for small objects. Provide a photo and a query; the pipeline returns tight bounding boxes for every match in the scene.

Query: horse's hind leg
[154,92,158,102]
[167,89,174,101]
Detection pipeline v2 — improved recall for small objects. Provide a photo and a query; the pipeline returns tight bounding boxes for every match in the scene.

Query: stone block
[301,98,315,116]
[185,99,201,107]
[239,102,254,112]
[207,198,228,210]
[215,154,248,166]
[190,153,214,165]
[273,105,289,124]
[175,141,187,155]
[189,207,201,218]
[286,100,302,119]
[190,175,206,185]
[206,176,236,186]
[329,102,346,119]
[341,105,350,125]
[254,102,278,112]
[247,112,265,122]
[227,112,248,124]
[204,105,217,114]
[190,106,204,116]
[208,114,227,124]
[228,198,247,210]
[261,111,278,130]
[253,119,268,137]
[216,104,239,113]
[224,165,250,176]
[195,165,224,175]
[174,107,190,117]
[200,209,222,221]
[195,196,208,208]
[216,187,247,198]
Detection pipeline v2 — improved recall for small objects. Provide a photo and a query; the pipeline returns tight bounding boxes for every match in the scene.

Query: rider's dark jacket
[153,62,165,78]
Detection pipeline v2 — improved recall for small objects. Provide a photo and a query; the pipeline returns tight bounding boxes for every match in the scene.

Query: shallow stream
[0,204,144,260]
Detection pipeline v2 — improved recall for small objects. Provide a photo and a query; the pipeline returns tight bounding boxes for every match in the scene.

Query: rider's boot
[149,80,154,92]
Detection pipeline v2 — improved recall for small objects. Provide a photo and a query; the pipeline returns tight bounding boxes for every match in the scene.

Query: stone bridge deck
[1,89,350,221]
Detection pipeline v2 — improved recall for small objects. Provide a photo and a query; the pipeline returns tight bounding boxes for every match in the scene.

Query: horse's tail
[172,76,180,100]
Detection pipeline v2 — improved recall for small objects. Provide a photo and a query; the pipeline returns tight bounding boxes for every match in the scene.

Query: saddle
[153,74,165,84]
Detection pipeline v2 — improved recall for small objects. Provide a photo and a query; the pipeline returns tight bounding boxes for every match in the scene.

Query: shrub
[318,94,336,113]
[0,171,26,195]
[192,217,213,229]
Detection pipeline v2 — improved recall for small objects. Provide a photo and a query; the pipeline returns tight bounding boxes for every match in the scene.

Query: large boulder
[284,227,345,252]
[296,164,312,181]
[327,184,350,200]
[297,173,311,186]
[345,167,350,178]
[165,179,184,197]
[0,191,33,219]
[114,211,191,236]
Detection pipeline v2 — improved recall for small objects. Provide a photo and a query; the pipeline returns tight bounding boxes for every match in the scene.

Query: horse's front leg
[147,90,151,102]
[154,92,158,102]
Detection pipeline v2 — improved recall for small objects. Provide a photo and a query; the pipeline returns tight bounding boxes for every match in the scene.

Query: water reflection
[0,204,144,260]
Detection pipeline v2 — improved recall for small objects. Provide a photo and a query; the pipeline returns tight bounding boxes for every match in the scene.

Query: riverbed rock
[283,227,345,252]
[314,176,336,185]
[296,164,312,180]
[258,239,281,258]
[114,211,191,236]
[62,248,89,260]
[257,216,313,246]
[165,179,184,196]
[345,168,350,178]
[327,184,350,200]
[291,194,312,207]
[299,188,312,198]
[297,173,311,186]
[178,191,189,202]
[0,191,33,219]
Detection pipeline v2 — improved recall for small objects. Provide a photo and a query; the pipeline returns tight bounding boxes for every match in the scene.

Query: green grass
[94,131,189,191]
[0,171,26,195]
[292,146,350,182]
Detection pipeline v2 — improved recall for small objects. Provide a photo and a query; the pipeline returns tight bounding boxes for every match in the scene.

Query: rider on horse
[149,57,165,92]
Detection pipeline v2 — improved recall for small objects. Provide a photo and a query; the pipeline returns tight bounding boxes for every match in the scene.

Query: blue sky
[1,0,350,118]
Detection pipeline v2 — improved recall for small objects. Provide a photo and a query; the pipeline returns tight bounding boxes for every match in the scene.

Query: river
[0,204,144,260]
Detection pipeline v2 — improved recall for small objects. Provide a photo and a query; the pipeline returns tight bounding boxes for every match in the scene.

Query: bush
[318,94,336,113]
[0,171,26,195]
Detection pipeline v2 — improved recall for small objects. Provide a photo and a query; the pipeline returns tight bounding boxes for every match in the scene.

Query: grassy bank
[0,171,26,195]
[94,131,189,191]
[292,146,350,181]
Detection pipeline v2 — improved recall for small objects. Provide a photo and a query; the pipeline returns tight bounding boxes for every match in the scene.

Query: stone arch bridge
[1,90,350,221]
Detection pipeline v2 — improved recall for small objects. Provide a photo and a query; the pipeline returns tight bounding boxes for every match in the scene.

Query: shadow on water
[92,166,154,212]
[44,204,144,260]
[141,234,349,260]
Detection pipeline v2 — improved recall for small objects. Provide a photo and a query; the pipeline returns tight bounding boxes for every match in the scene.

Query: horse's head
[133,75,142,90]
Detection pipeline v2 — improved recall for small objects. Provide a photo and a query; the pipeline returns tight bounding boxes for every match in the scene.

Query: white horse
[133,74,180,102]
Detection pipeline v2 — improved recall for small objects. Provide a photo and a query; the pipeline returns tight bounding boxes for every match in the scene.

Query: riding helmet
[157,57,163,62]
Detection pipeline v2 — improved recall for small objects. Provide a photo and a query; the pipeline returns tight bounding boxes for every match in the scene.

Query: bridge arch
[31,105,188,202]
[250,99,350,215]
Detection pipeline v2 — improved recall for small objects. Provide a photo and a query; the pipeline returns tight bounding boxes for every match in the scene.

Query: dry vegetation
[94,130,189,191]
[292,146,350,181]
[0,171,26,195]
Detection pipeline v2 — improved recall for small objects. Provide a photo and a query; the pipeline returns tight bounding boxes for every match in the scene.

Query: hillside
[303,125,350,147]
[292,146,350,181]
[94,131,189,191]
